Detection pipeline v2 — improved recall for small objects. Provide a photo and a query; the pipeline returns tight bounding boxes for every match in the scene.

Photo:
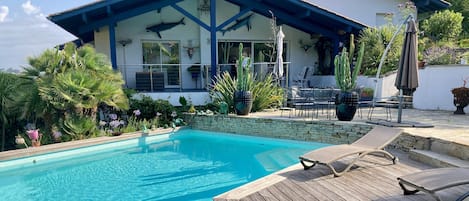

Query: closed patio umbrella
[395,17,418,123]
[274,26,285,78]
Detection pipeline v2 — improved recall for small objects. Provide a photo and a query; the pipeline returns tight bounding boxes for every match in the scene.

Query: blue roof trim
[48,0,450,43]
[412,0,450,13]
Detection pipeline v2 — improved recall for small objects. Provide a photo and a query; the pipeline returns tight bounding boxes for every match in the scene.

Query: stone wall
[186,115,373,145]
[185,115,427,152]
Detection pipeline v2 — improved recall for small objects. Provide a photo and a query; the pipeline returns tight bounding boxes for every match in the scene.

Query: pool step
[409,149,469,168]
[254,150,297,171]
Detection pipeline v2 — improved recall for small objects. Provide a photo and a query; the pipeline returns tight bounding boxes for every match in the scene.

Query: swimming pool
[0,129,329,201]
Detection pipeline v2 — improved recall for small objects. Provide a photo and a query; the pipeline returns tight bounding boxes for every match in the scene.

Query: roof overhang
[412,0,450,13]
[48,0,367,43]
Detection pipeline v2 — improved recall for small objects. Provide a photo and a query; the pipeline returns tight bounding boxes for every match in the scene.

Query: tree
[447,0,469,37]
[421,10,463,41]
[358,24,404,76]
[22,43,129,139]
[0,72,23,151]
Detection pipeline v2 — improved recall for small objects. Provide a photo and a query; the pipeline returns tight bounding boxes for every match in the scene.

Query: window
[217,41,287,78]
[142,41,180,88]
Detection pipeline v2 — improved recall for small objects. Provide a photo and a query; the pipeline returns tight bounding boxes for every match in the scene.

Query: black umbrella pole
[397,89,403,123]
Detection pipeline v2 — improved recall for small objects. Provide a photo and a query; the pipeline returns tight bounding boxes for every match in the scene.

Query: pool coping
[0,127,180,161]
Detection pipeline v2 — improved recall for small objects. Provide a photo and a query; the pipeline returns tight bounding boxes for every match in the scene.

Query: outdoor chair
[299,126,402,177]
[293,66,311,88]
[398,167,469,201]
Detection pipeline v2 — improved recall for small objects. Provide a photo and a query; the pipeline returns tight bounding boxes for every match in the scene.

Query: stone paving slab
[250,107,469,147]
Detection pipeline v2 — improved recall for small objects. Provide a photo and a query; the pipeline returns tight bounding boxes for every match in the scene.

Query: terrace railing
[117,62,290,92]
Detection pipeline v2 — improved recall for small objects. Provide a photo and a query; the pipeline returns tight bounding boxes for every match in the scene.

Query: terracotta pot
[32,140,41,147]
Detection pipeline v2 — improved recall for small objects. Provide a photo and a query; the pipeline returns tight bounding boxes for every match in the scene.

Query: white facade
[305,0,410,27]
[414,65,469,112]
[92,0,408,89]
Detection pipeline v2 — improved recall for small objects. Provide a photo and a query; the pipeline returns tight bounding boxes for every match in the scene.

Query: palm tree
[0,72,22,151]
[22,43,129,138]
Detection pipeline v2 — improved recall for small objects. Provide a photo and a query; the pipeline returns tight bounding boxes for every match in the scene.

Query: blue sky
[0,0,95,70]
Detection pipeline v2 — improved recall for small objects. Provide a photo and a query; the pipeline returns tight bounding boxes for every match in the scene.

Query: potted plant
[234,43,253,115]
[360,87,374,101]
[451,79,469,114]
[27,129,42,147]
[334,34,365,121]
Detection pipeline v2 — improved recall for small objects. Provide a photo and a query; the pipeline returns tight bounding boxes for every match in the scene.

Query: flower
[133,109,141,116]
[27,129,39,140]
[52,130,62,139]
[99,120,107,127]
[156,112,162,117]
[171,111,177,118]
[109,113,118,120]
[109,120,122,129]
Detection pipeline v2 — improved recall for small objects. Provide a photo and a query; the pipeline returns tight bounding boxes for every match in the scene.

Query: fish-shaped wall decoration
[146,18,185,38]
[221,14,253,36]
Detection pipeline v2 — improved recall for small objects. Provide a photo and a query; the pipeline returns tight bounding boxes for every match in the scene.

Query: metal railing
[117,62,290,92]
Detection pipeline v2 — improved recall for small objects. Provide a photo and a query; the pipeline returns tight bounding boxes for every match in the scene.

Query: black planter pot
[234,90,253,115]
[335,91,358,121]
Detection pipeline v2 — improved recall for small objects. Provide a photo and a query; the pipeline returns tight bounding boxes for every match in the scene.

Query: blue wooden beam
[106,5,113,16]
[81,13,88,24]
[79,0,183,34]
[171,4,210,31]
[49,0,121,21]
[210,0,217,80]
[109,23,117,70]
[216,6,252,31]
[227,0,337,37]
[296,10,311,19]
[286,0,365,30]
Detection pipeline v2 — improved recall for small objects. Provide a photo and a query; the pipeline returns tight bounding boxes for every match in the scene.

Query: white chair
[293,66,311,88]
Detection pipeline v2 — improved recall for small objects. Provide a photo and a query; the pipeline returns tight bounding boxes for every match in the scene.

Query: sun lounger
[299,126,402,177]
[398,167,469,201]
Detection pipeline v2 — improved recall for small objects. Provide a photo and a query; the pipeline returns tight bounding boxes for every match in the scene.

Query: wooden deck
[214,151,469,201]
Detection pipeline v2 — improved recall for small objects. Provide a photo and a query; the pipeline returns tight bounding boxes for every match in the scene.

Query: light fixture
[117,39,132,87]
[198,0,210,14]
[299,39,313,52]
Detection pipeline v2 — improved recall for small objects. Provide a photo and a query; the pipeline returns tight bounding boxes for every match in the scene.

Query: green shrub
[421,10,463,42]
[154,99,175,126]
[460,39,469,48]
[358,24,403,76]
[210,72,283,112]
[62,115,97,140]
[424,42,461,65]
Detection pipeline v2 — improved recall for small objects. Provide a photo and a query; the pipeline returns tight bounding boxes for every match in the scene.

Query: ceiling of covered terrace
[48,0,369,43]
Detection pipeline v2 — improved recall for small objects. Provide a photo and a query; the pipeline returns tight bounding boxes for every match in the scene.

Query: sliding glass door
[142,41,180,88]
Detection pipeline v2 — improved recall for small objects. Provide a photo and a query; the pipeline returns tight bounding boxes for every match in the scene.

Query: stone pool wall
[186,115,373,145]
[185,114,426,151]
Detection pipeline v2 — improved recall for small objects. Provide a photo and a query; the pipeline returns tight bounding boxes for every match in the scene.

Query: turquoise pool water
[0,129,329,201]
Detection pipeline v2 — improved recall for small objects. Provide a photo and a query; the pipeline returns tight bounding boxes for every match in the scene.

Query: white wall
[93,0,331,89]
[414,65,469,112]
[305,0,409,27]
[138,92,211,106]
[90,0,406,105]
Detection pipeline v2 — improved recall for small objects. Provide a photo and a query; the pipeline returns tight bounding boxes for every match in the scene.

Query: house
[48,0,449,105]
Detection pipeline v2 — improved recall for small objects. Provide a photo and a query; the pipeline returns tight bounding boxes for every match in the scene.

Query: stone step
[409,149,469,168]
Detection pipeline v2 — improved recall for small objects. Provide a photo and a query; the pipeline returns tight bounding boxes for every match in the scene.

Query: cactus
[236,43,252,91]
[334,34,365,92]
